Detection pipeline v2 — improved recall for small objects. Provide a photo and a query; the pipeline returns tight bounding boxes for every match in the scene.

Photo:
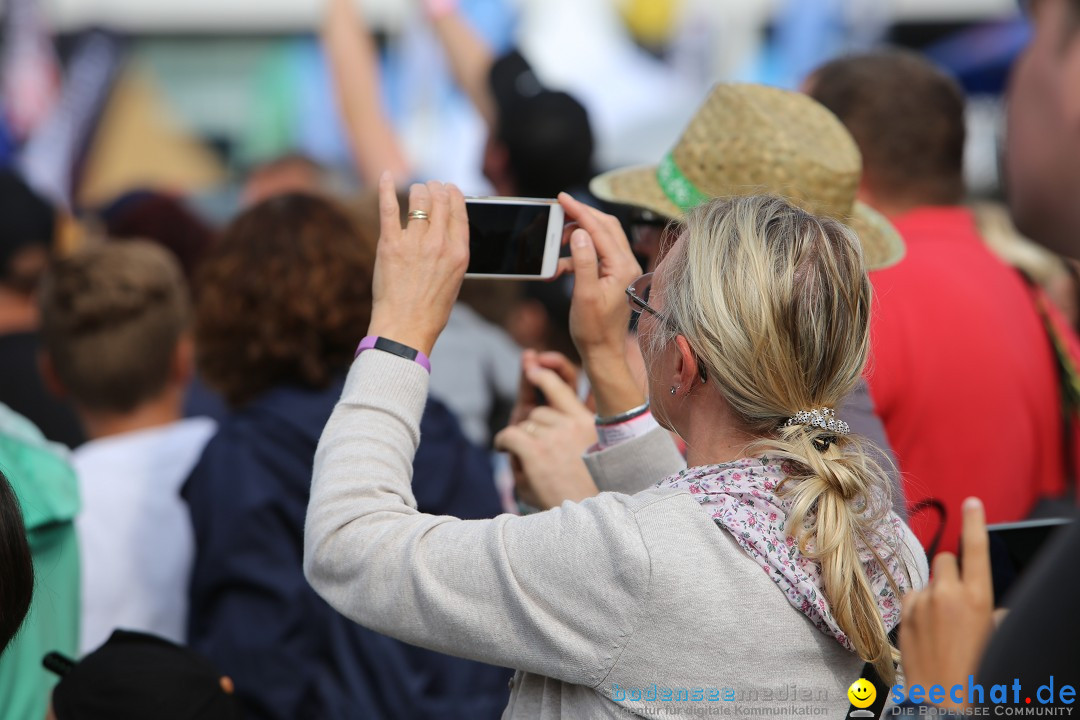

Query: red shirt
[867,206,1068,553]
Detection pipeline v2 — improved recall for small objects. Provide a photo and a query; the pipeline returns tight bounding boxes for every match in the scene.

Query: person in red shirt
[874,2,1080,708]
[805,50,1070,554]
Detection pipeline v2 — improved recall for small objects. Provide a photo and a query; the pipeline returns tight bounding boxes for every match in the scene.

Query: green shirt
[0,405,80,720]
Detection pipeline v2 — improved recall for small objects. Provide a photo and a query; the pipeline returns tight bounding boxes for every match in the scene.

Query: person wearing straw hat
[503,83,908,519]
[589,84,905,274]
[807,50,1077,555]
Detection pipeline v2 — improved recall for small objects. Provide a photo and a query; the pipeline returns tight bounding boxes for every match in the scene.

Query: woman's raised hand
[557,192,642,362]
[557,192,646,417]
[367,174,469,355]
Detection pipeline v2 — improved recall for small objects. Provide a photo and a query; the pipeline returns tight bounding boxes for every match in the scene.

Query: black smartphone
[986,517,1073,606]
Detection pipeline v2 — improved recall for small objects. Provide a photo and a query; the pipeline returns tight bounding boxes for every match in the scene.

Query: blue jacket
[183,376,511,720]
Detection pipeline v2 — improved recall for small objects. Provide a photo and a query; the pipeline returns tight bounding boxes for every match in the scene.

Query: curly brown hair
[195,193,375,408]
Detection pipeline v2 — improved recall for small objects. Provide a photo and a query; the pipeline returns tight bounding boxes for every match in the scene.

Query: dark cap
[488,50,594,198]
[45,630,243,720]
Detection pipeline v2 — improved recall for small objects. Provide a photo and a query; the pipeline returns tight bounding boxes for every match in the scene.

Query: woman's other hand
[368,175,469,355]
[557,192,646,417]
[495,363,599,510]
[556,192,641,362]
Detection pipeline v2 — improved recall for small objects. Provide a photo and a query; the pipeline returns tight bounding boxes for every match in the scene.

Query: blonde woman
[304,176,928,718]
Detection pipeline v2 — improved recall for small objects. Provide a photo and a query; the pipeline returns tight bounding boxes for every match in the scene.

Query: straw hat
[590,83,905,270]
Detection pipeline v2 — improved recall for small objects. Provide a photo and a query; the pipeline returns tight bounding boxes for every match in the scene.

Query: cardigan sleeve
[583,426,687,495]
[303,351,652,689]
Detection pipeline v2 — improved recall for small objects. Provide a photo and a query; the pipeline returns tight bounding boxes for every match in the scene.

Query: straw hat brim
[590,164,905,271]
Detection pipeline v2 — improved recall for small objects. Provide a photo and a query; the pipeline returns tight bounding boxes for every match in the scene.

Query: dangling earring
[670,386,678,395]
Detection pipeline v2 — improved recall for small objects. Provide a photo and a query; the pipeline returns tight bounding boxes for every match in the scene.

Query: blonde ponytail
[652,195,911,681]
[768,427,903,682]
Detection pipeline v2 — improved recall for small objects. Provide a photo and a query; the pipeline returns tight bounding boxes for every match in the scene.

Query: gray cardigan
[304,353,928,719]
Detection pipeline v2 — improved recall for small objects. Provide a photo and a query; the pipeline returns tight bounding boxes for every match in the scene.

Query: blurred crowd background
[0,0,1073,718]
[1,0,1030,216]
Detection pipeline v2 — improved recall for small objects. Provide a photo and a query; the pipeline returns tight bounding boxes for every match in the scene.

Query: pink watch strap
[355,336,432,373]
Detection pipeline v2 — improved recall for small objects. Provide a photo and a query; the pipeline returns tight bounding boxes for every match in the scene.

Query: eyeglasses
[626,272,709,383]
[626,273,663,319]
[626,272,682,335]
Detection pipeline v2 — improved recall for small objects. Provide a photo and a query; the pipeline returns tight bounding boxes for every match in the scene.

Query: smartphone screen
[466,202,556,276]
[985,518,1072,606]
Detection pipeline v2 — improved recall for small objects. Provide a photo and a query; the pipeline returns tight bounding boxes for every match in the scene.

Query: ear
[171,334,195,385]
[37,352,68,399]
[672,335,703,393]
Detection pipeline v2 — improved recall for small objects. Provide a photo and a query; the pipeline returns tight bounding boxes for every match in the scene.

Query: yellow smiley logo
[848,678,877,709]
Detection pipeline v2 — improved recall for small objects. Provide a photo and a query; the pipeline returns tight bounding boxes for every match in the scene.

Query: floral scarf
[659,458,911,651]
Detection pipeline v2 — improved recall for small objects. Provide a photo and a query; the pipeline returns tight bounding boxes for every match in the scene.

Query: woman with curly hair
[183,193,511,720]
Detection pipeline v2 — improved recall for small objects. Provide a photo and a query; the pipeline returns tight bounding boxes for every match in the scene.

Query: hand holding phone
[557,192,645,418]
[367,176,469,355]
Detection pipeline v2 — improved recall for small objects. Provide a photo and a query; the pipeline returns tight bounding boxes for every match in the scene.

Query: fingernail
[572,230,589,248]
[962,497,983,512]
[380,170,391,184]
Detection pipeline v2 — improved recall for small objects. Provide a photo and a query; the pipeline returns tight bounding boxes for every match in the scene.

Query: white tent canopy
[15,0,1018,34]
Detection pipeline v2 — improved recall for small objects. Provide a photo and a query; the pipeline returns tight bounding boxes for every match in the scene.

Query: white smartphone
[464,197,564,279]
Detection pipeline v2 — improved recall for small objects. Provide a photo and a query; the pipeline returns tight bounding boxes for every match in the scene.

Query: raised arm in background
[425,0,497,129]
[322,0,411,186]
